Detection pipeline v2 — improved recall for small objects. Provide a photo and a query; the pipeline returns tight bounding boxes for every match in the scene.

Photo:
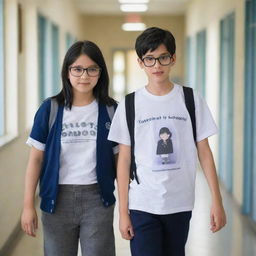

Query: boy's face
[138,44,176,84]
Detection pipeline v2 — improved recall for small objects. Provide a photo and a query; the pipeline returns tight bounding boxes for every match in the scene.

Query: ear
[137,58,144,69]
[171,53,176,66]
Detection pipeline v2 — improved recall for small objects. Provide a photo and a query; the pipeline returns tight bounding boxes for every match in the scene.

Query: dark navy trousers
[130,210,192,256]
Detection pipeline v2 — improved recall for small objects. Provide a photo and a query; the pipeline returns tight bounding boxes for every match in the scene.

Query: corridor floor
[7,171,256,256]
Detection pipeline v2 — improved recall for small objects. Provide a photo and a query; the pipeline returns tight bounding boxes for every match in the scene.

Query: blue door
[243,0,256,222]
[186,36,196,89]
[195,30,206,97]
[66,33,76,50]
[218,13,235,193]
[51,24,60,95]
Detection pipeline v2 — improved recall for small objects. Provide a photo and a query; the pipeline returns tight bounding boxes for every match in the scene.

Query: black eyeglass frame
[141,55,174,67]
[69,66,102,77]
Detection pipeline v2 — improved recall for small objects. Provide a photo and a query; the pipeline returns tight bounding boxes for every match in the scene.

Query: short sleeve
[194,92,218,142]
[26,137,45,151]
[29,99,51,144]
[108,99,131,145]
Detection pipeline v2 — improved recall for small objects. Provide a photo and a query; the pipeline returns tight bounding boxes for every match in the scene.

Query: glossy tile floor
[7,171,256,256]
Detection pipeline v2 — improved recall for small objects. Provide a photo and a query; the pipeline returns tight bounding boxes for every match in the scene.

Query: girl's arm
[21,146,44,237]
[197,138,226,233]
[117,144,134,240]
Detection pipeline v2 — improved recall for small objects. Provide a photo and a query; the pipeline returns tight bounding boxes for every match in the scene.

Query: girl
[21,41,117,256]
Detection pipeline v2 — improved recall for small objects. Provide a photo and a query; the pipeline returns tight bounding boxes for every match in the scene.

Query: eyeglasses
[142,55,173,67]
[69,66,101,77]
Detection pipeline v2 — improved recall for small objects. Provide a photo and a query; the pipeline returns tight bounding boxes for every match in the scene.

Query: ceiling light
[119,0,149,3]
[122,23,146,31]
[120,4,148,12]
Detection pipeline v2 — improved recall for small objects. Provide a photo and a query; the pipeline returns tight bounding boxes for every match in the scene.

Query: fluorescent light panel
[120,4,148,12]
[122,23,146,31]
[119,0,149,3]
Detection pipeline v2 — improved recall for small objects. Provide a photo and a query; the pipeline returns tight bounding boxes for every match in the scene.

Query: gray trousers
[41,184,115,256]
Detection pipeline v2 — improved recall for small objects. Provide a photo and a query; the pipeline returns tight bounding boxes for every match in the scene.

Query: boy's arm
[117,144,134,240]
[197,138,226,233]
[21,147,43,237]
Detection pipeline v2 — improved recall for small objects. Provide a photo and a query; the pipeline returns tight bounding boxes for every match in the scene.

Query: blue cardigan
[30,98,117,213]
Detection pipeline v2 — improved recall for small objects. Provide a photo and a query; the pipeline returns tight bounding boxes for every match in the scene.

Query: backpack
[48,98,116,131]
[125,86,196,184]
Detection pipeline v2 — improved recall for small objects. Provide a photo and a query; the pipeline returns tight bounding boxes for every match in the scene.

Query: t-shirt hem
[129,205,194,215]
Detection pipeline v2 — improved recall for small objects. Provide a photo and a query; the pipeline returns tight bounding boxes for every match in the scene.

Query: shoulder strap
[125,92,139,184]
[106,105,115,121]
[183,86,197,144]
[48,98,58,131]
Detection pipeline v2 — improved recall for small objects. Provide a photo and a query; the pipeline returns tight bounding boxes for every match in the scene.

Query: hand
[21,207,38,237]
[119,213,134,240]
[210,202,226,233]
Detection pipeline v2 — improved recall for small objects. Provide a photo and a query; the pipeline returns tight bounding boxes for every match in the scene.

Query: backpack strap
[125,92,139,184]
[183,86,197,144]
[48,98,58,131]
[106,105,116,121]
[125,87,196,184]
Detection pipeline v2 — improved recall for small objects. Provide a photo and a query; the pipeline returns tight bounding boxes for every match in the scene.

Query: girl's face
[68,54,100,96]
[160,132,170,141]
[138,44,176,85]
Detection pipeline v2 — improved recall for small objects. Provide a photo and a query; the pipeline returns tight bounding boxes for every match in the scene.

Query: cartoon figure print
[156,127,173,165]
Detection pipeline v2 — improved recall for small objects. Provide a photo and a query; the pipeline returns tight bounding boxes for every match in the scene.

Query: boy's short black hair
[135,27,176,59]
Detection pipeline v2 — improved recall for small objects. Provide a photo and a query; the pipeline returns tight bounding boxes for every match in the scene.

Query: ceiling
[74,0,189,15]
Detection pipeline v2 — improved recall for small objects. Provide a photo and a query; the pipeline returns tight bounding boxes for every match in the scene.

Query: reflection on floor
[7,171,256,256]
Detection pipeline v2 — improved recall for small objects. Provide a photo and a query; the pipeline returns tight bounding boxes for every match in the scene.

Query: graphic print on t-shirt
[61,121,97,144]
[152,122,180,171]
[156,127,174,165]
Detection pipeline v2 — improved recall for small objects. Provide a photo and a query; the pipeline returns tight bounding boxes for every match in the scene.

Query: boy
[108,27,226,256]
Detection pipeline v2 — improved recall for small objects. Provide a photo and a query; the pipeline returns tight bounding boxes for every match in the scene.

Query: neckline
[70,99,97,111]
[141,84,178,101]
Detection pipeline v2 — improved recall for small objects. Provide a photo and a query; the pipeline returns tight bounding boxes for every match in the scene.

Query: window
[112,49,147,101]
[0,0,4,136]
[113,51,126,101]
[38,14,60,102]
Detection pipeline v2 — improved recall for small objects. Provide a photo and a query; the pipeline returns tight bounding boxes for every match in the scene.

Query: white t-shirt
[108,84,217,214]
[27,100,98,185]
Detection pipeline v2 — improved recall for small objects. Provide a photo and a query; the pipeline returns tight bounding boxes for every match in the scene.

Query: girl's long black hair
[53,40,116,109]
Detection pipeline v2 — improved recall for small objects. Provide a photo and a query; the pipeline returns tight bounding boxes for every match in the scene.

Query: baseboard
[0,221,22,256]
